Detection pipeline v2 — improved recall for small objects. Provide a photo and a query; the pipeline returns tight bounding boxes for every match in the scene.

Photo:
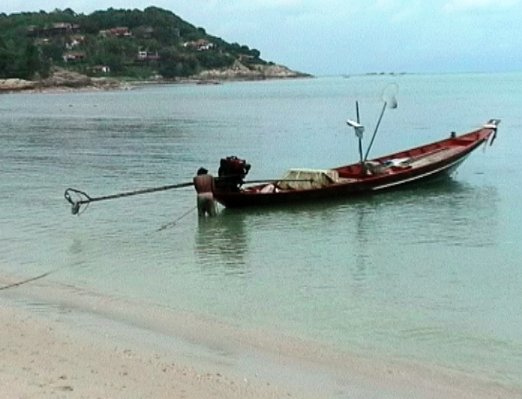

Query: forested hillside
[0,6,276,80]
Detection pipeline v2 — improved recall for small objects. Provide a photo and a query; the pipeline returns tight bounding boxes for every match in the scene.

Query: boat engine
[216,156,251,191]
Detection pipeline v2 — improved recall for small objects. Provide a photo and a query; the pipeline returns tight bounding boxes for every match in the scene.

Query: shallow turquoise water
[1,74,522,386]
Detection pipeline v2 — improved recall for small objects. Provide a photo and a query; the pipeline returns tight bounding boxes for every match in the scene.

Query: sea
[1,73,522,392]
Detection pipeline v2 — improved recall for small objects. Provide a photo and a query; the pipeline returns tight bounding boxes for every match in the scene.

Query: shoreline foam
[1,273,520,399]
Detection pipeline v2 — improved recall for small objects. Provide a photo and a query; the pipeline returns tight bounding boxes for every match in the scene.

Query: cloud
[373,0,401,11]
[443,0,520,12]
[240,0,303,7]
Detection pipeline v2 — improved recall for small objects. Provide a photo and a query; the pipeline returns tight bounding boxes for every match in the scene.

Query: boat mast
[356,101,364,165]
[347,84,398,170]
[346,116,365,166]
[363,101,388,162]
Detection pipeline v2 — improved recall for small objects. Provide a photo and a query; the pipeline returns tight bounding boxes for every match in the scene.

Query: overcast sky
[3,0,522,75]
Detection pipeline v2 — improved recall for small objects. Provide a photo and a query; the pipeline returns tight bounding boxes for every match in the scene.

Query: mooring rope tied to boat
[156,206,198,232]
[0,270,58,291]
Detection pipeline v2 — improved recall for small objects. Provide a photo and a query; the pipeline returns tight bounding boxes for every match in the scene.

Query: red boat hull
[214,121,499,208]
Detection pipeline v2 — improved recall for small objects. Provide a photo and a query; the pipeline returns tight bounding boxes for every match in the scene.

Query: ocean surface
[1,74,522,389]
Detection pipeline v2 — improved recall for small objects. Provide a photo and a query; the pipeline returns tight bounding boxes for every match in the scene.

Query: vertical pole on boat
[356,101,364,165]
[347,111,365,168]
[363,101,387,162]
[363,83,399,162]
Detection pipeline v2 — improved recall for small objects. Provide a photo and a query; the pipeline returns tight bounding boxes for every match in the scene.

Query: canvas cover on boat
[277,169,339,190]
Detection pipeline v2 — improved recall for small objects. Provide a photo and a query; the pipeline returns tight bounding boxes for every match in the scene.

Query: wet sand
[1,274,520,399]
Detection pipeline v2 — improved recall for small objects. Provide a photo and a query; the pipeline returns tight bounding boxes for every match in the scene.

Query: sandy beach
[1,272,520,399]
[1,306,297,399]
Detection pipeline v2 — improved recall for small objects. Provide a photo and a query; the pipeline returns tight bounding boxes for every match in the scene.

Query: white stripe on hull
[371,154,470,191]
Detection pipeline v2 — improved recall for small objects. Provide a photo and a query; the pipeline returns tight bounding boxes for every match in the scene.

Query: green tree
[40,40,65,63]
[21,43,41,79]
[196,50,234,69]
[0,7,273,80]
[159,47,198,77]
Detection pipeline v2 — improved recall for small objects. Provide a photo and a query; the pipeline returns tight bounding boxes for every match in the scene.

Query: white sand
[0,306,294,399]
[1,275,521,399]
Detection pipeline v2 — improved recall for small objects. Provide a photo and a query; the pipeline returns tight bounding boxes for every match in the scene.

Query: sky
[2,0,522,75]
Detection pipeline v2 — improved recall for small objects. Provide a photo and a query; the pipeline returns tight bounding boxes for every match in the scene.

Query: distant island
[0,7,310,92]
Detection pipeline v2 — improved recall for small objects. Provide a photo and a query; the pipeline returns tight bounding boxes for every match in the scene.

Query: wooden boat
[213,119,500,208]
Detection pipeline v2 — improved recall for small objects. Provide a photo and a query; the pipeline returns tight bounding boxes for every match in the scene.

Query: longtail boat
[63,89,500,216]
[213,119,500,208]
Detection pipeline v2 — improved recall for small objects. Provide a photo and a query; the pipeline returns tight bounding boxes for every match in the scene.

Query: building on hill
[65,35,85,50]
[136,50,161,62]
[63,52,86,63]
[27,22,80,37]
[183,39,214,51]
[99,27,132,38]
[91,65,111,74]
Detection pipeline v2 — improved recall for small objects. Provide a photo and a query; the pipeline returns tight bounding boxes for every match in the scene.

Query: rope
[156,206,198,232]
[1,206,199,290]
[0,270,56,291]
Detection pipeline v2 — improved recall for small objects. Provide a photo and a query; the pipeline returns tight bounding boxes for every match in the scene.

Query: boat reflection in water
[201,178,499,282]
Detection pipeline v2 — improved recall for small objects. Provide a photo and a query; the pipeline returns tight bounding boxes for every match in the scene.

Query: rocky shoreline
[194,61,311,81]
[0,63,311,94]
[0,69,124,93]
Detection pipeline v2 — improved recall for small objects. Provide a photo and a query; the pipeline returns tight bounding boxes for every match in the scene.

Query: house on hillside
[136,50,161,62]
[51,23,80,35]
[63,52,86,63]
[65,35,86,50]
[28,22,80,37]
[99,27,132,38]
[183,39,214,51]
[91,65,111,74]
